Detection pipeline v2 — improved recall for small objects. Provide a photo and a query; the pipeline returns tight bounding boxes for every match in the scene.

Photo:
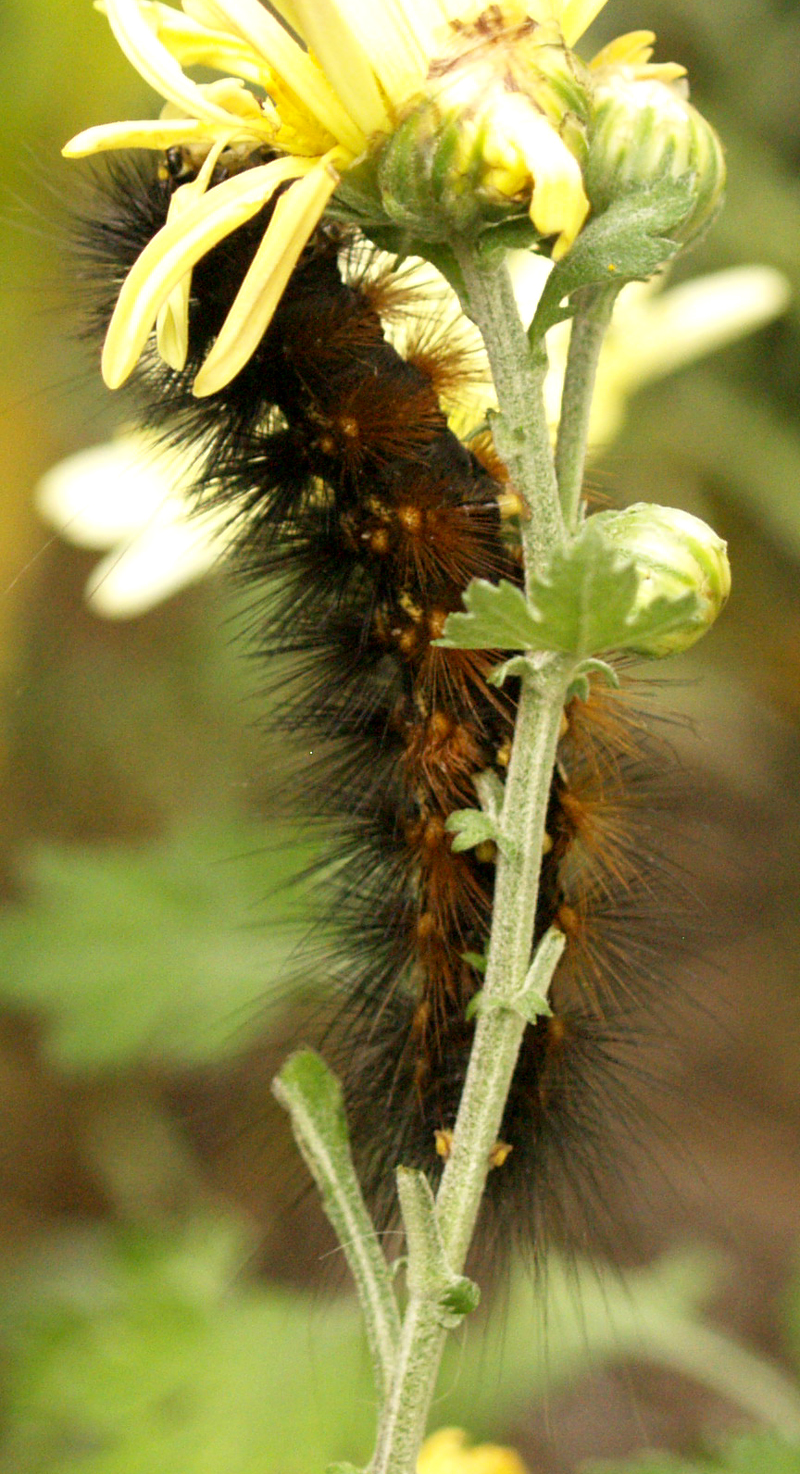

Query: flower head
[65,0,630,396]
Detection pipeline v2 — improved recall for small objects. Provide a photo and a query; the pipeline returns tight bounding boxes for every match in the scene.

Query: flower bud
[585,66,725,246]
[595,503,730,657]
[375,17,592,257]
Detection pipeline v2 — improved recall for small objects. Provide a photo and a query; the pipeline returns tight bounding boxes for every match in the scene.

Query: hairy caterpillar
[74,151,688,1254]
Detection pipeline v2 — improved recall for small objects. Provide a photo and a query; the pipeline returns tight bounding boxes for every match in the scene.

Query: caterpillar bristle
[72,152,693,1260]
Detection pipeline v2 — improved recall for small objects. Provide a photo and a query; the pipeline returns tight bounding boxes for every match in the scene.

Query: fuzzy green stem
[450,244,565,582]
[368,245,580,1473]
[555,284,618,529]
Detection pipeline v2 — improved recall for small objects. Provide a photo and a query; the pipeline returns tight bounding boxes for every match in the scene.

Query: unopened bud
[596,502,730,656]
[585,70,725,246]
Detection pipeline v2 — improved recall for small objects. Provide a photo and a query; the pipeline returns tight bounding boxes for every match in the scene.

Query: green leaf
[272,1052,400,1402]
[461,951,488,976]
[438,522,700,661]
[445,808,498,854]
[0,821,317,1071]
[526,521,640,659]
[436,577,542,652]
[530,177,696,342]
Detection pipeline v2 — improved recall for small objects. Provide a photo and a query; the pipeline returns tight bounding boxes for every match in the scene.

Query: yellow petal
[145,0,272,83]
[156,276,192,369]
[104,0,236,122]
[63,116,258,156]
[557,0,609,46]
[102,155,312,388]
[193,154,340,395]
[184,0,366,152]
[525,122,589,254]
[155,135,230,370]
[292,0,426,124]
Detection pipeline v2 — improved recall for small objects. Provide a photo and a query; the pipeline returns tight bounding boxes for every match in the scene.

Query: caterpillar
[74,149,688,1255]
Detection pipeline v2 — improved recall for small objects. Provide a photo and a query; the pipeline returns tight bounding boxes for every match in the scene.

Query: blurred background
[0,1,799,1471]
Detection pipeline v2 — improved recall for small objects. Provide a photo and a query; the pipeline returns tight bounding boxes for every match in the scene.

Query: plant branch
[555,283,618,529]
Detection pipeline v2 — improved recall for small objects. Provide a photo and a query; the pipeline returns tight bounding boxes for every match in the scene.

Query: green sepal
[529,175,696,344]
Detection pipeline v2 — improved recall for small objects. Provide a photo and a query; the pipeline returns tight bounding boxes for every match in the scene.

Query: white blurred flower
[536,261,792,446]
[35,432,231,618]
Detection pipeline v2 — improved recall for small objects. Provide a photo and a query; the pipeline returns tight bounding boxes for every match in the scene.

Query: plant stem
[555,284,617,529]
[450,245,565,582]
[369,246,579,1472]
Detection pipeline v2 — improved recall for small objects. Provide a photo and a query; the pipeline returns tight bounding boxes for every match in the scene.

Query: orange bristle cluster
[75,154,687,1249]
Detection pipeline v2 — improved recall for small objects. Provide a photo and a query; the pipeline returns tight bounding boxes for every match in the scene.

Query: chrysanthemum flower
[63,0,643,397]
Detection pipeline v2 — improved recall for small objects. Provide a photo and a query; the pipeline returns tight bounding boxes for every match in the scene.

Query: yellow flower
[64,0,615,396]
[417,1427,528,1474]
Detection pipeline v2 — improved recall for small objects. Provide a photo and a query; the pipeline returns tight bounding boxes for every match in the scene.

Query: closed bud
[375,16,592,257]
[596,503,731,657]
[585,64,725,246]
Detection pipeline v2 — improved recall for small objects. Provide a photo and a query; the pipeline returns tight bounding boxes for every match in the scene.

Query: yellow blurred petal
[102,156,311,388]
[193,155,340,395]
[557,0,609,46]
[104,0,236,121]
[590,29,686,81]
[186,0,366,152]
[417,1428,529,1474]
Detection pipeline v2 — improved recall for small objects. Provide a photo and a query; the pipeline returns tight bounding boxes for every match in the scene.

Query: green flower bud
[375,17,592,256]
[585,72,726,246]
[595,503,731,657]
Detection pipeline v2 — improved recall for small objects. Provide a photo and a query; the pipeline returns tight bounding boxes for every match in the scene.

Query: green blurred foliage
[586,1436,800,1474]
[0,821,314,1071]
[0,1222,780,1474]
